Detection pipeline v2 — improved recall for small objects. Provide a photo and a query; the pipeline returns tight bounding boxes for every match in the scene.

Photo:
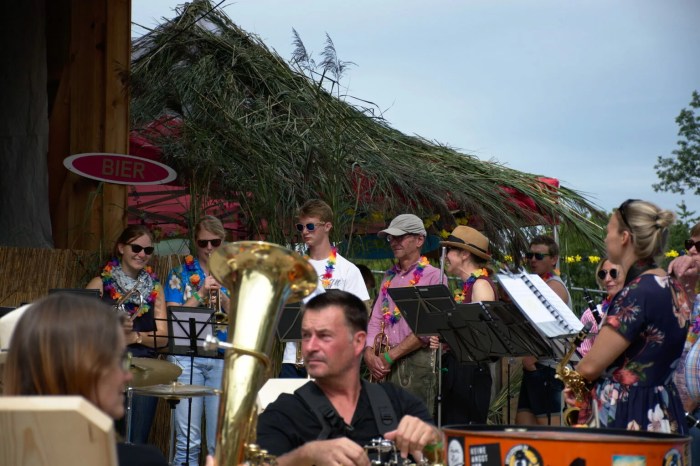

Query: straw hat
[440,226,491,260]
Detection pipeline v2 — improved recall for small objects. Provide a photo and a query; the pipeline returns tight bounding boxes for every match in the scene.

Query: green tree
[654,91,700,195]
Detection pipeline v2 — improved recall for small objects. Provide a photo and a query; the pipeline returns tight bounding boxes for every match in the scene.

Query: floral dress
[591,274,690,434]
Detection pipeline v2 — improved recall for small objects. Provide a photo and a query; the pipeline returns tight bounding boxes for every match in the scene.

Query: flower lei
[185,255,201,288]
[454,268,489,303]
[539,271,558,281]
[102,258,158,318]
[381,256,429,325]
[320,247,337,289]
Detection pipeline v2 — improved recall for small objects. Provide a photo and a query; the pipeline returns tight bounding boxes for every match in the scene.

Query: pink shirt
[366,261,446,348]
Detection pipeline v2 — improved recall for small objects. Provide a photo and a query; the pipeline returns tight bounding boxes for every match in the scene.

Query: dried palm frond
[129,0,605,255]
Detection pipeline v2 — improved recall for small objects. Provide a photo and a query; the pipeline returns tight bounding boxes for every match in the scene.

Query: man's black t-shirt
[256,381,433,456]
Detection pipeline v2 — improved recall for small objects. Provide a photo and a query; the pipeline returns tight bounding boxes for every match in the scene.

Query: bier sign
[63,153,177,185]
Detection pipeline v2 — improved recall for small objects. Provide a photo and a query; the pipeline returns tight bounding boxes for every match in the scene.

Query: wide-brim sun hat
[439,225,491,261]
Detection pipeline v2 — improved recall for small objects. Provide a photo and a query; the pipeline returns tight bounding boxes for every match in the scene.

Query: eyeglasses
[120,350,133,372]
[685,239,700,251]
[525,252,551,260]
[197,238,222,248]
[386,234,417,243]
[617,199,639,231]
[295,222,326,232]
[597,268,619,280]
[129,244,155,255]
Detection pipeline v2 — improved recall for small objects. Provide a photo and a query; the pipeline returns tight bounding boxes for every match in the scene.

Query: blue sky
[132,0,700,216]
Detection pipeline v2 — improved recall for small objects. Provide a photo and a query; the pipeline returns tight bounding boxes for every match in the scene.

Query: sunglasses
[295,222,325,232]
[129,244,155,255]
[685,239,700,251]
[597,269,619,280]
[197,238,222,248]
[524,252,551,260]
[617,198,640,231]
[386,234,417,243]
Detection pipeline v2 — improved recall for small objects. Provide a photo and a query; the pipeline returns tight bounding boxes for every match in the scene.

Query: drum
[442,425,690,466]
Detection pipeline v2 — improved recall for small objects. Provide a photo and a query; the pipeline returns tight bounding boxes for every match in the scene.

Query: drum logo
[663,448,682,466]
[504,444,543,466]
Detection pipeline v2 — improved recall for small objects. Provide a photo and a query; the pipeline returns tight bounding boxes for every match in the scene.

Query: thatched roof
[129,0,604,260]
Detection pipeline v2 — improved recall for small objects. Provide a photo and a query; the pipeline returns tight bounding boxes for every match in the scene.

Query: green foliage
[654,91,700,195]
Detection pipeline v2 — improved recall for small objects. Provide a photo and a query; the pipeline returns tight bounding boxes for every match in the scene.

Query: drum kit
[126,357,220,464]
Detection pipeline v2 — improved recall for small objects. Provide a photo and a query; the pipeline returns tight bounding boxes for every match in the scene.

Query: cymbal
[129,357,182,388]
[131,383,221,400]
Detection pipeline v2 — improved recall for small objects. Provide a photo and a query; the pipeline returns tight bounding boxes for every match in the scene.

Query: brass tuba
[206,241,317,465]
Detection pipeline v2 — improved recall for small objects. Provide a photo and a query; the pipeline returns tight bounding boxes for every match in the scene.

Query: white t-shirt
[282,252,370,364]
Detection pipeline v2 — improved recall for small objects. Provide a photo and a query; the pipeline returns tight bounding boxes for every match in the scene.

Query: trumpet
[370,320,390,383]
[113,276,143,320]
[209,288,228,329]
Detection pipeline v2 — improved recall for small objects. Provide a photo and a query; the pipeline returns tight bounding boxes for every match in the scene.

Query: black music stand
[276,302,302,342]
[48,288,101,299]
[167,306,219,358]
[387,285,453,337]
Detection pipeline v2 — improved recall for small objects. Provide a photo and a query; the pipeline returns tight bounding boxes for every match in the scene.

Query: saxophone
[555,323,593,426]
[205,241,317,465]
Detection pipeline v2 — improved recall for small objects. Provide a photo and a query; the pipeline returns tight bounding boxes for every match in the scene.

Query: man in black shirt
[257,290,441,466]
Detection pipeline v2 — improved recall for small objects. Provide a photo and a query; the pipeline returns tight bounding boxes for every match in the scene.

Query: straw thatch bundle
[129,0,604,258]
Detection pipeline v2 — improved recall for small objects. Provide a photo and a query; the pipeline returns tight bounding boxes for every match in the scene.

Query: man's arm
[547,279,570,306]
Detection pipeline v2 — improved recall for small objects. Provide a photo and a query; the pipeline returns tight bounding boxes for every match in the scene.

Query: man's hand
[363,347,390,381]
[383,415,441,461]
[277,438,370,466]
[669,255,700,280]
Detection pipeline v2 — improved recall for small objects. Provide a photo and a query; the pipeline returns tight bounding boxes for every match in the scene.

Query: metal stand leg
[125,386,134,444]
[167,399,180,466]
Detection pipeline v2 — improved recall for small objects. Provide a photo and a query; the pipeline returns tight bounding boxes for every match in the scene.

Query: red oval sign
[63,153,177,185]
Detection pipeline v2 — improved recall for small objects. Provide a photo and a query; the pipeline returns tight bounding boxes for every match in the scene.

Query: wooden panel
[0,396,117,466]
[48,0,130,250]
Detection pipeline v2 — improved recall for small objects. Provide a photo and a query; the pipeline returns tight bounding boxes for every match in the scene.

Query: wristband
[192,290,203,303]
[383,351,394,365]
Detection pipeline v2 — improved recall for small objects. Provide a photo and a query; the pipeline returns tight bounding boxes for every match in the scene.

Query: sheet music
[497,271,583,338]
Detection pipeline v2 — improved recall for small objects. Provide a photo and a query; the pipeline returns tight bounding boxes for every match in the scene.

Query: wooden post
[48,0,131,250]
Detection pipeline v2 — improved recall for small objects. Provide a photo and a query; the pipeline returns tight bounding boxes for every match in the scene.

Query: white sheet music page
[497,272,583,338]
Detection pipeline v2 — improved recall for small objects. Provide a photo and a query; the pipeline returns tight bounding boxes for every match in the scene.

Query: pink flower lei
[102,258,159,318]
[381,256,430,325]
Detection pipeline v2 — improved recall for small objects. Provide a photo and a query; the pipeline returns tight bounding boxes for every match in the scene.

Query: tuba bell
[206,241,317,465]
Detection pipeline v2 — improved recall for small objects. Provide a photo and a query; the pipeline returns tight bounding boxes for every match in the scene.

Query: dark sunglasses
[386,234,417,243]
[617,198,640,230]
[685,239,700,252]
[129,244,155,255]
[597,269,619,280]
[295,222,325,232]
[197,238,222,248]
[525,252,550,260]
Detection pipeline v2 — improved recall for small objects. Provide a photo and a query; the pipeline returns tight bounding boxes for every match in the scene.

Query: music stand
[167,306,219,358]
[387,285,454,336]
[49,288,101,299]
[276,302,302,342]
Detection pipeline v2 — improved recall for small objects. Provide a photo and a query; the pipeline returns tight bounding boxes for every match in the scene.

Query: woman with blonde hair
[577,258,626,356]
[565,199,689,433]
[3,293,167,465]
